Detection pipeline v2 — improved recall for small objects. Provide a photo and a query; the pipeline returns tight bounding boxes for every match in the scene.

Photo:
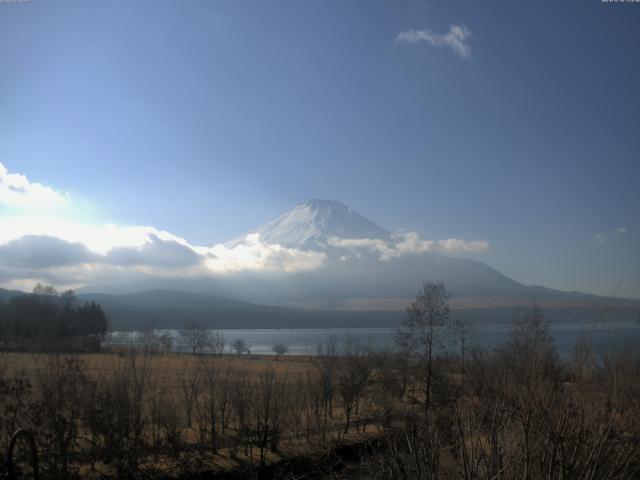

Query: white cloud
[203,233,327,274]
[0,164,489,290]
[436,238,490,253]
[0,216,326,278]
[396,24,472,58]
[327,237,397,260]
[394,232,434,257]
[0,163,69,211]
[0,164,326,281]
[328,232,489,260]
[594,226,628,245]
[0,163,328,287]
[594,233,607,245]
[0,215,190,255]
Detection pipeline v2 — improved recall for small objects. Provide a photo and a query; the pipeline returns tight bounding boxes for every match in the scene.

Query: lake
[110,320,640,359]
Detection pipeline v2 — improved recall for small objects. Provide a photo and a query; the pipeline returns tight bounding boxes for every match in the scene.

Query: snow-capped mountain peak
[229,200,392,251]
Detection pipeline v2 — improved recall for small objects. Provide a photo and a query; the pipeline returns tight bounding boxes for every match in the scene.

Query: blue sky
[0,0,639,298]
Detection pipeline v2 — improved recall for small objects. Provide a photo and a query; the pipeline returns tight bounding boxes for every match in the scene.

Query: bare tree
[210,331,226,355]
[231,338,250,356]
[30,355,89,477]
[229,371,253,458]
[158,332,174,355]
[82,348,154,479]
[501,306,560,390]
[396,281,457,416]
[272,343,288,358]
[252,367,289,463]
[32,283,58,297]
[336,338,373,433]
[316,336,338,423]
[138,326,162,354]
[217,362,234,435]
[179,366,202,429]
[194,357,225,453]
[179,321,212,355]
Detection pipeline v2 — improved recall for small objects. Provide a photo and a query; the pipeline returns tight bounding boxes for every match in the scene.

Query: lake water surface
[111,320,640,358]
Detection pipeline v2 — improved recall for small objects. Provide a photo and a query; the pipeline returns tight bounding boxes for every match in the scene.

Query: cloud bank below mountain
[328,232,489,260]
[0,163,490,291]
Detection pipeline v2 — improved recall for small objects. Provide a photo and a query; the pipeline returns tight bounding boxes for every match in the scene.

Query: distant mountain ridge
[0,287,401,330]
[0,288,23,303]
[1,287,636,331]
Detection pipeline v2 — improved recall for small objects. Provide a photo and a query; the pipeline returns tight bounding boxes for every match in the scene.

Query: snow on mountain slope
[228,200,392,251]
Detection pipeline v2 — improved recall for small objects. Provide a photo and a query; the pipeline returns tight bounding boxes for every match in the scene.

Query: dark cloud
[0,234,203,276]
[0,235,99,268]
[104,234,202,268]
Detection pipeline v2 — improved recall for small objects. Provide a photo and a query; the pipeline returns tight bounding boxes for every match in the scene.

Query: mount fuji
[228,200,393,253]
[3,199,635,330]
[219,200,634,313]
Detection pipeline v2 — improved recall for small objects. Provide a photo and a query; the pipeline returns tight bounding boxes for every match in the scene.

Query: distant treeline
[0,284,107,351]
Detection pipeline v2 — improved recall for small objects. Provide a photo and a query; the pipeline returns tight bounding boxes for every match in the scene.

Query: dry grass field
[2,351,316,387]
[0,348,396,479]
[1,307,639,480]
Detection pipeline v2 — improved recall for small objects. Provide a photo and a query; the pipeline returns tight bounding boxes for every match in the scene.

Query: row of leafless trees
[0,339,402,478]
[112,324,261,356]
[366,282,640,480]
[0,282,638,479]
